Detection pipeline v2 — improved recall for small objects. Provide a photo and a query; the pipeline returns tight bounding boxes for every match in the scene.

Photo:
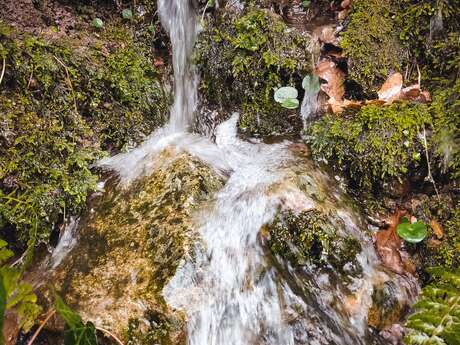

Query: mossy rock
[52,151,223,344]
[305,102,432,195]
[267,209,361,272]
[340,0,405,95]
[196,8,313,136]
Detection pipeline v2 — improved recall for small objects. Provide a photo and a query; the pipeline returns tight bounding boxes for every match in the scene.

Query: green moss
[394,0,460,88]
[196,9,312,136]
[267,209,361,271]
[340,0,405,94]
[0,21,169,249]
[305,103,432,194]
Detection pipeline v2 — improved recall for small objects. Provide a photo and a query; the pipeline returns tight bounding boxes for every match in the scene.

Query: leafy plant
[302,1,311,9]
[405,268,460,345]
[274,86,299,109]
[0,240,41,340]
[397,217,428,243]
[92,18,104,29]
[55,295,98,345]
[122,9,133,20]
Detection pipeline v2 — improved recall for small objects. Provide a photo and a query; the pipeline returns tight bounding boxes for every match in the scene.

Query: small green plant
[0,240,41,342]
[55,295,98,345]
[92,18,104,29]
[405,268,460,345]
[397,217,428,243]
[122,9,133,20]
[274,86,299,109]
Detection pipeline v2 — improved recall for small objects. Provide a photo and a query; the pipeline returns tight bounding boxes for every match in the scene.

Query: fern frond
[405,268,460,345]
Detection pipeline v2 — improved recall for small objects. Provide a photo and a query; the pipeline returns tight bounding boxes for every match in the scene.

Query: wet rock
[49,151,223,343]
[368,281,409,331]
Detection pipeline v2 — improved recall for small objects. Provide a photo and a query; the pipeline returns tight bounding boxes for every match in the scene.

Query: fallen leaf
[315,60,345,100]
[430,219,444,239]
[374,210,407,274]
[328,98,362,113]
[378,73,403,102]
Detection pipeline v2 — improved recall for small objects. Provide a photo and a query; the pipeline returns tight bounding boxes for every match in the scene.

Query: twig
[27,309,56,345]
[52,55,78,114]
[416,63,421,86]
[96,327,125,345]
[0,57,6,87]
[421,125,440,200]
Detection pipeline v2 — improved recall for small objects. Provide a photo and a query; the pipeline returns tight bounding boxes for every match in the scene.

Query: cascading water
[94,1,419,344]
[158,0,198,132]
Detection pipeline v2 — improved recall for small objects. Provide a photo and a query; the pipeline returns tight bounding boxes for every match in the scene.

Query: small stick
[53,55,78,114]
[421,125,440,200]
[27,309,56,345]
[96,326,125,345]
[0,57,6,87]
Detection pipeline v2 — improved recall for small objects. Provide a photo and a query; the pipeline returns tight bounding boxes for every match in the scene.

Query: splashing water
[95,1,419,344]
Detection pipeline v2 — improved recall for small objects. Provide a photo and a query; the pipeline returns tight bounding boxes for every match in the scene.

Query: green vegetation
[305,103,431,193]
[0,240,41,339]
[397,217,428,243]
[405,268,460,345]
[55,295,98,345]
[0,21,168,249]
[340,0,405,94]
[196,8,312,135]
[267,209,361,271]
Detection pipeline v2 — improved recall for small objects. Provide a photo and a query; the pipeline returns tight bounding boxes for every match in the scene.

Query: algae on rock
[52,151,223,344]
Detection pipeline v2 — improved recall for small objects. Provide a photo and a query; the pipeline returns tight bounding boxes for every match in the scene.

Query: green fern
[405,268,460,345]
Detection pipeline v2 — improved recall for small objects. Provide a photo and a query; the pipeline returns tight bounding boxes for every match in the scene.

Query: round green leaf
[397,221,427,243]
[281,98,299,109]
[302,75,320,93]
[92,18,104,29]
[122,9,133,20]
[274,86,298,103]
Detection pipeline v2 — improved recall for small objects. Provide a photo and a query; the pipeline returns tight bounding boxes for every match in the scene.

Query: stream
[76,0,419,344]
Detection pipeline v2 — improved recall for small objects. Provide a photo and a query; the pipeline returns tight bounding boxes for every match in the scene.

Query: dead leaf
[374,210,407,274]
[430,219,444,239]
[378,73,403,103]
[315,60,345,100]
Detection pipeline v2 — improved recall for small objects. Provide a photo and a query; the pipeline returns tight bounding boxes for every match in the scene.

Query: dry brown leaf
[328,98,362,114]
[374,210,406,274]
[315,60,345,101]
[378,73,403,102]
[430,219,444,239]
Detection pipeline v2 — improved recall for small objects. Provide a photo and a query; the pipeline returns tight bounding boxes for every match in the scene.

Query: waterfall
[94,1,419,344]
[158,0,199,132]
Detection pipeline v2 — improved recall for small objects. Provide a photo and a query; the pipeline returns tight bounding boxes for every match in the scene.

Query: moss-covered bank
[0,19,169,250]
[196,8,313,136]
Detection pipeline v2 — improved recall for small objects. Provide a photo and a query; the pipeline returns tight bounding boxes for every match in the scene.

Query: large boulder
[50,150,223,344]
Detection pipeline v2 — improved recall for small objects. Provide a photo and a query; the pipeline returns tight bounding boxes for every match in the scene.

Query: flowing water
[71,0,420,344]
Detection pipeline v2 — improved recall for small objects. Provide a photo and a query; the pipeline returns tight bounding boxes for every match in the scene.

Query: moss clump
[305,103,432,194]
[196,9,312,136]
[340,0,405,94]
[267,209,361,271]
[394,0,460,88]
[0,21,168,247]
